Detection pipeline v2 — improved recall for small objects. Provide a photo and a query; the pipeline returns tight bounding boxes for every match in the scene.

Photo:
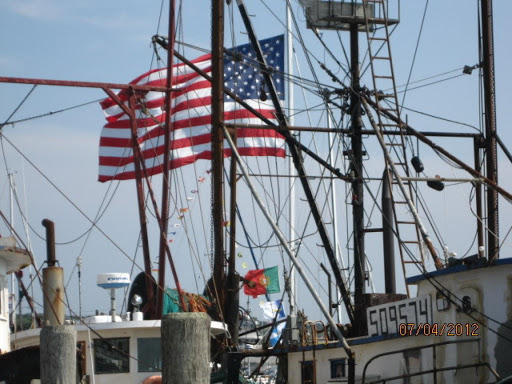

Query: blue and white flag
[260,299,286,347]
[260,299,286,320]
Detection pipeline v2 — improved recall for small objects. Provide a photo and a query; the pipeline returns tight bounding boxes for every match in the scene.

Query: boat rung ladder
[362,0,426,293]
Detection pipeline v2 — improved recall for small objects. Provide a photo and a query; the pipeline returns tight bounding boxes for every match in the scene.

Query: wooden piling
[40,325,76,384]
[161,312,211,384]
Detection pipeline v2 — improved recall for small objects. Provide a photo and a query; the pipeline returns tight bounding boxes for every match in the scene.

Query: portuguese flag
[243,266,280,298]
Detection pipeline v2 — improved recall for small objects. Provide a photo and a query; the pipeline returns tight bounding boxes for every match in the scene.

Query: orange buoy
[142,375,162,384]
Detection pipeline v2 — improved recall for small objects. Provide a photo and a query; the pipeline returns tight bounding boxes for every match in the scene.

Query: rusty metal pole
[363,95,512,201]
[211,0,226,318]
[480,0,499,262]
[42,219,64,326]
[474,137,485,256]
[350,23,366,335]
[320,263,333,317]
[15,271,42,327]
[157,0,177,318]
[234,0,355,324]
[128,92,156,319]
[382,169,396,294]
[226,128,239,347]
[42,219,56,267]
[102,88,186,311]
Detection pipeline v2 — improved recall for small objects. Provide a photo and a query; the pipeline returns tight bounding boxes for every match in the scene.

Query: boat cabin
[0,236,31,354]
[286,258,512,383]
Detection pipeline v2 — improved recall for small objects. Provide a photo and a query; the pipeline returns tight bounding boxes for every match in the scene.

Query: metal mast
[286,0,297,317]
[157,0,177,318]
[211,0,227,323]
[235,0,354,324]
[480,0,499,262]
[349,23,366,331]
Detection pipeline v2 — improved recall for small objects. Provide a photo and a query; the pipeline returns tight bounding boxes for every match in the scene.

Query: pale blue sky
[1,0,511,322]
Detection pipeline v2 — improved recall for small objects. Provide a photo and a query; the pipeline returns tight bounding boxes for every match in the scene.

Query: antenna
[76,256,82,320]
[97,273,130,322]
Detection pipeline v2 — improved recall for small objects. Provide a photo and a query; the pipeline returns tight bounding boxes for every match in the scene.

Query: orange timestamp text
[398,322,479,337]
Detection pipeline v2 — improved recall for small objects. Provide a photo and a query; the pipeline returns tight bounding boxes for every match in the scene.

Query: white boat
[12,316,227,384]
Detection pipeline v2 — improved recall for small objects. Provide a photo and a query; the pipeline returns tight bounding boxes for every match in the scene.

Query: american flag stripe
[99,138,284,182]
[98,35,285,182]
[100,124,282,160]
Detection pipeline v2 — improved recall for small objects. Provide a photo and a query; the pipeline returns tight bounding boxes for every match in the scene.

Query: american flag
[98,35,285,182]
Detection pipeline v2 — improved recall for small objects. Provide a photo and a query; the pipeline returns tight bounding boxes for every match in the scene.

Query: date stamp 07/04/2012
[398,323,480,337]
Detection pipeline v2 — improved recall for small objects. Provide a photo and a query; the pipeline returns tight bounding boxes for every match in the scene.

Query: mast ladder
[361,0,425,296]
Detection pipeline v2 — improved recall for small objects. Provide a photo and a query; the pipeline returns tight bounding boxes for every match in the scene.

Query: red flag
[243,266,280,298]
[98,35,285,182]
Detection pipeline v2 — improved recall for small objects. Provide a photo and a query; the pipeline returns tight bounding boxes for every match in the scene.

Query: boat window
[301,360,316,384]
[330,358,346,379]
[137,337,161,372]
[93,337,129,374]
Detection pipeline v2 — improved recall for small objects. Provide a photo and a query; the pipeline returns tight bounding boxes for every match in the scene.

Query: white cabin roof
[0,236,31,274]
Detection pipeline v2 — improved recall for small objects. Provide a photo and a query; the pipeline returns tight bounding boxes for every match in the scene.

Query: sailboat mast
[349,24,366,331]
[480,0,499,262]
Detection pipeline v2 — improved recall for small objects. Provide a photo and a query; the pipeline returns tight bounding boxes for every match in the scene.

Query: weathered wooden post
[40,219,77,383]
[161,312,211,383]
[40,325,77,383]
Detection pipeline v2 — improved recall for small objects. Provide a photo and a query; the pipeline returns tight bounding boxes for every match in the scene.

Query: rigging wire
[348,140,512,341]
[399,104,481,132]
[399,0,430,115]
[0,133,149,275]
[0,85,38,130]
[4,212,171,370]
[0,98,103,128]
[397,73,466,94]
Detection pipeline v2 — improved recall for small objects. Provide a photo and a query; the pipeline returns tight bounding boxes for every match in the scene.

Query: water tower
[97,273,130,322]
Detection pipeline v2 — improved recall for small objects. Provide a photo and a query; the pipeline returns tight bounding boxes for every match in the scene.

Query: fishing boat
[0,0,512,383]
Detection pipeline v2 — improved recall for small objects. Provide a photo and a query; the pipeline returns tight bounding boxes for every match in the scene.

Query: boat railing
[361,338,500,384]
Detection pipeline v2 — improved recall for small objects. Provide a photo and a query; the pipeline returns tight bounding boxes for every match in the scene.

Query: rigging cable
[399,104,481,132]
[399,0,430,115]
[0,98,103,128]
[0,134,150,277]
[397,73,466,94]
[0,85,37,130]
[348,149,512,343]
